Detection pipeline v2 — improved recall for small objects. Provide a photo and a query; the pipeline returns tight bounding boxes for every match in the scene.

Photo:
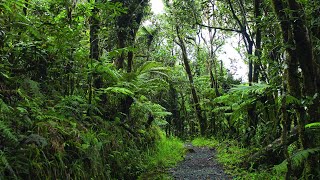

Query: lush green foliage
[1,0,320,179]
[138,131,185,179]
[274,147,320,176]
[192,138,219,148]
[145,132,185,168]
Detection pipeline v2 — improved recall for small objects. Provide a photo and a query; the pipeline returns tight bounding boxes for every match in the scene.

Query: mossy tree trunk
[88,0,100,108]
[272,0,320,177]
[176,26,207,136]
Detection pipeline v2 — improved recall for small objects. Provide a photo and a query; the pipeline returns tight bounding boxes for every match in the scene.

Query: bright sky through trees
[150,0,165,14]
[150,0,248,81]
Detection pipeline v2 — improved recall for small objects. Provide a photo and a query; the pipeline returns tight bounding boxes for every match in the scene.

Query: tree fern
[136,61,171,80]
[132,97,172,126]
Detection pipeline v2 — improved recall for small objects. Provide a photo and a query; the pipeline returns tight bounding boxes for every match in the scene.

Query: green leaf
[305,122,320,129]
[0,72,10,79]
[286,95,300,105]
[105,87,134,96]
[274,147,320,173]
[16,107,28,114]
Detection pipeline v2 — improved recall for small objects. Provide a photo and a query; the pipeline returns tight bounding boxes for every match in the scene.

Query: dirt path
[170,143,231,180]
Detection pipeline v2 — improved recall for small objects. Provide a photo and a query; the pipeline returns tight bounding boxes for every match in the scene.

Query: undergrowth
[0,90,169,179]
[192,138,281,180]
[138,131,185,180]
[191,137,219,148]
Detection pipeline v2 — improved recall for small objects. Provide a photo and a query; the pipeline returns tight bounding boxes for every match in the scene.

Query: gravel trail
[170,143,231,180]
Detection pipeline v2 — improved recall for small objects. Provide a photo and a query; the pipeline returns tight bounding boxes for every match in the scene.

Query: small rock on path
[170,143,231,180]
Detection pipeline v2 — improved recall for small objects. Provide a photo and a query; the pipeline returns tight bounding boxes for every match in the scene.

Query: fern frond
[0,151,17,178]
[231,83,270,95]
[137,61,163,75]
[0,99,12,113]
[213,94,232,104]
[136,61,171,80]
[305,122,320,129]
[153,119,168,126]
[23,134,48,148]
[274,147,320,173]
[0,120,18,144]
[139,26,152,36]
[286,95,301,105]
[213,106,231,113]
[105,87,134,96]
[21,79,41,97]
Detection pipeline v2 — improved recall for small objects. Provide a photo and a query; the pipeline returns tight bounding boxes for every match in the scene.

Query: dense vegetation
[0,0,319,179]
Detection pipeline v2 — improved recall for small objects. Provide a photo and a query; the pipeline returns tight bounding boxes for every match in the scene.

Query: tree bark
[287,0,319,124]
[176,26,207,136]
[272,0,320,176]
[253,0,261,83]
[281,71,293,178]
[88,0,100,107]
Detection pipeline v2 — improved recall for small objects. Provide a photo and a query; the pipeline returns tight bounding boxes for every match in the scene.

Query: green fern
[213,106,231,113]
[305,122,320,129]
[21,79,42,97]
[105,87,134,96]
[231,83,270,95]
[286,95,301,105]
[0,120,18,144]
[0,151,17,179]
[273,147,320,173]
[23,134,48,148]
[132,97,172,126]
[213,94,232,104]
[0,98,12,113]
[136,61,171,81]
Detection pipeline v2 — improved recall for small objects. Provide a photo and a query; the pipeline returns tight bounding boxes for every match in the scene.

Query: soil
[170,143,231,180]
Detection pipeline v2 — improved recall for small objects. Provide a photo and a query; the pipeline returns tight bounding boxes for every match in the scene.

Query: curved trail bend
[170,143,231,180]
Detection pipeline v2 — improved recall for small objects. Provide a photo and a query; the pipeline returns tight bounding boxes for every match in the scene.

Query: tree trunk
[287,0,319,123]
[169,83,181,137]
[88,0,100,107]
[272,0,319,176]
[281,71,293,178]
[253,0,261,83]
[176,26,207,136]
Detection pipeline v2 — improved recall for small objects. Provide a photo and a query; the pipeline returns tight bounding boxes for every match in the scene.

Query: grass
[192,138,281,180]
[191,137,219,148]
[138,130,185,179]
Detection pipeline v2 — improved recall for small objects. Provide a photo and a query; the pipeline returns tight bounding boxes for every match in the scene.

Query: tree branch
[197,23,242,33]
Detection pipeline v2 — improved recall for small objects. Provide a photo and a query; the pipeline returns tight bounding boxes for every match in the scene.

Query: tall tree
[271,0,320,177]
[175,26,207,136]
[113,0,150,72]
[88,0,100,107]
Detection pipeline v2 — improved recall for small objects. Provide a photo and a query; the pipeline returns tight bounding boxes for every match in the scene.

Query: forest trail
[170,143,231,180]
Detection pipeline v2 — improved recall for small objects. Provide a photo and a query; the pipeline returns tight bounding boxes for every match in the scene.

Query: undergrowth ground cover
[138,132,185,180]
[191,138,282,180]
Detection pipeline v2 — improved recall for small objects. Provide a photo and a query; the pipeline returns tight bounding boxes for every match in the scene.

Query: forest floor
[169,143,231,180]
